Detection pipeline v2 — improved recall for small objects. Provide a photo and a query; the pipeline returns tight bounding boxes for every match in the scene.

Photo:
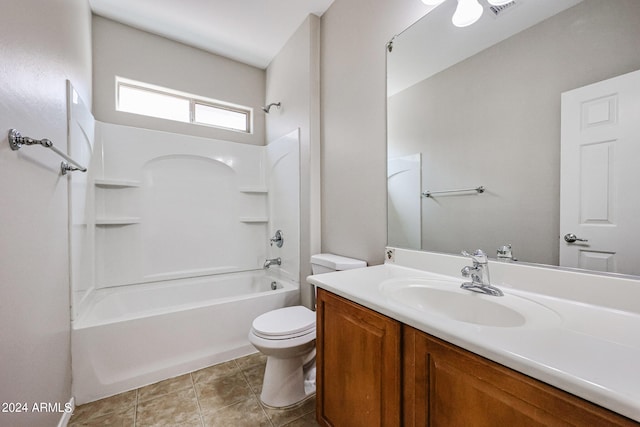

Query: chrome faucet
[460,249,503,297]
[497,244,517,262]
[263,257,281,269]
[269,230,284,248]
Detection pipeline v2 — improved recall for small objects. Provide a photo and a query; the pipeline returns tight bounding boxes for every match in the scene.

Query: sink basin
[380,277,559,328]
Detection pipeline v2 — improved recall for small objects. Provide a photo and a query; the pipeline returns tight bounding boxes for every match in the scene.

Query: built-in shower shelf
[239,217,269,223]
[238,186,268,193]
[95,178,142,188]
[95,217,141,225]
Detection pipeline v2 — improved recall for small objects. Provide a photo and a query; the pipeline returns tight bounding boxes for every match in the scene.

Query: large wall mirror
[387,0,640,276]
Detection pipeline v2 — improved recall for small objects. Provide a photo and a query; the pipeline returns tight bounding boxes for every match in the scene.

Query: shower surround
[69,115,301,403]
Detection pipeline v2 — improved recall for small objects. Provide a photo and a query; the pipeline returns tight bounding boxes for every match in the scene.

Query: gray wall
[266,15,321,307]
[320,0,429,265]
[388,0,640,265]
[0,0,92,425]
[92,15,266,145]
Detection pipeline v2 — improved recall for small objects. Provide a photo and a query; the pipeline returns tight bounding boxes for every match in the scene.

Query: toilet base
[260,353,316,408]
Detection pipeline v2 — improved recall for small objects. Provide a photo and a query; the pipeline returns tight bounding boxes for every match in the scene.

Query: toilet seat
[251,306,316,340]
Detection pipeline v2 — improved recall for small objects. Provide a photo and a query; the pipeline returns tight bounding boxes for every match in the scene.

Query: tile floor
[69,352,319,427]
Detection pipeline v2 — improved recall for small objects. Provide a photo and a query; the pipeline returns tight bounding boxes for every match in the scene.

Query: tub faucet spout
[263,257,281,269]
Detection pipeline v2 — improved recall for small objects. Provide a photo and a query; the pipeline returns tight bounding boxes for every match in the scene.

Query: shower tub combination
[72,270,299,404]
[69,123,303,404]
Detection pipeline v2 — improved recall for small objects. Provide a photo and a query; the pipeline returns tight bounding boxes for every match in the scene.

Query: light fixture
[452,0,483,27]
[487,0,512,5]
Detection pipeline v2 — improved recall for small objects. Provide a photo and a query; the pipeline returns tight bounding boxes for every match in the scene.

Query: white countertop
[308,262,640,422]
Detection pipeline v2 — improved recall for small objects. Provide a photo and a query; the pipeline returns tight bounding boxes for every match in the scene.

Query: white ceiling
[89,0,335,69]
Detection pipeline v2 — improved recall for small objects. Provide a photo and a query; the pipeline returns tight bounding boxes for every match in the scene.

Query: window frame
[115,77,252,134]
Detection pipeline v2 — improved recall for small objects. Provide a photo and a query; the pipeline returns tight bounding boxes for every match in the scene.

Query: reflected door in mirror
[560,69,640,275]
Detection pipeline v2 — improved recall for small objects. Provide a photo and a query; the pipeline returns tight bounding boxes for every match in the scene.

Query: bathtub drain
[271,281,278,290]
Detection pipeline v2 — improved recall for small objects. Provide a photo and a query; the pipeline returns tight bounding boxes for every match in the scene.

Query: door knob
[564,233,588,243]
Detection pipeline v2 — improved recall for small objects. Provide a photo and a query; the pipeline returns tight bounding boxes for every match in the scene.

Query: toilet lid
[252,306,316,338]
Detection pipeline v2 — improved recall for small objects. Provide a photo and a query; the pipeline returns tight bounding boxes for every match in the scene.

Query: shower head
[262,102,281,113]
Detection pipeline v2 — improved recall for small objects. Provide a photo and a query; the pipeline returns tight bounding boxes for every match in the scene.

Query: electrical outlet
[385,248,395,263]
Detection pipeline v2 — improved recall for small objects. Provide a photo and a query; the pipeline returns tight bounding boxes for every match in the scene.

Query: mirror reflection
[387,0,640,276]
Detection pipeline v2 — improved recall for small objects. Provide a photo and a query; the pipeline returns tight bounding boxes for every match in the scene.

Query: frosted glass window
[194,103,249,132]
[116,77,252,133]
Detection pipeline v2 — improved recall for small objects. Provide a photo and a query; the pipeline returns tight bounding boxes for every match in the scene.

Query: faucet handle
[462,249,487,264]
[461,265,473,277]
[497,244,517,261]
[269,230,284,248]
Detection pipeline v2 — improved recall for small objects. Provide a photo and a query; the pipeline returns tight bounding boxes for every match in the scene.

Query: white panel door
[560,69,640,275]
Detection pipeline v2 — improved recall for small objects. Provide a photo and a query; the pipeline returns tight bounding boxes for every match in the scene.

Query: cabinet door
[316,289,401,427]
[403,326,638,427]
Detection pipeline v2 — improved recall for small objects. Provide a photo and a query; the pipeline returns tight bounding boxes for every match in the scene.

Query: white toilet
[248,253,367,408]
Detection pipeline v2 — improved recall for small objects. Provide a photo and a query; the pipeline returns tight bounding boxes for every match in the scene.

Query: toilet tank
[310,253,367,274]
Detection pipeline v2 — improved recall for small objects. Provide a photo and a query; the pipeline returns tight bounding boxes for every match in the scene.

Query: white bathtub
[72,270,299,404]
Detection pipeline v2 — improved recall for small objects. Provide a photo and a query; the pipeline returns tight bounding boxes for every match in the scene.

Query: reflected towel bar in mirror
[8,128,87,175]
[422,186,485,198]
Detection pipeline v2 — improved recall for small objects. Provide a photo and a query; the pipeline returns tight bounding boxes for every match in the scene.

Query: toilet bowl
[248,253,367,408]
[248,306,316,408]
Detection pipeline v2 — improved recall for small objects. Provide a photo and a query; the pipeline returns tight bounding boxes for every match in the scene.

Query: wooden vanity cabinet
[403,326,638,426]
[316,288,401,427]
[316,288,638,427]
